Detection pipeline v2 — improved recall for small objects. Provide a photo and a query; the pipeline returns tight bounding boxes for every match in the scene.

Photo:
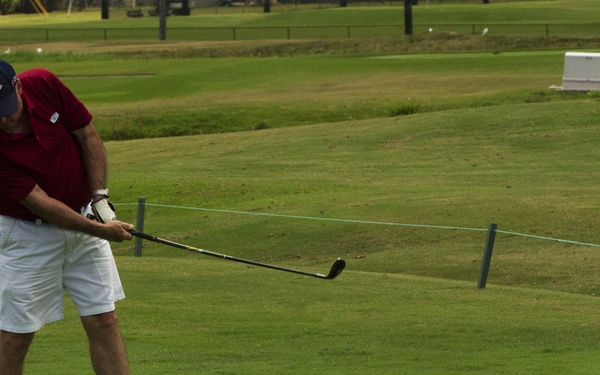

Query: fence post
[159,0,167,41]
[477,223,497,289]
[134,197,146,257]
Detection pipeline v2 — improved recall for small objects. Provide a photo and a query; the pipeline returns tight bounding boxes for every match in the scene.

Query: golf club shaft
[129,230,333,279]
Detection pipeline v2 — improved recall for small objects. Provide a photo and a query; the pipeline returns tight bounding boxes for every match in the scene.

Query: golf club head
[326,258,346,279]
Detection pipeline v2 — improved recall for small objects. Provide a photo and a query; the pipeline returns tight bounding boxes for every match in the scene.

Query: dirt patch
[61,74,156,78]
[13,40,307,54]
[11,34,600,59]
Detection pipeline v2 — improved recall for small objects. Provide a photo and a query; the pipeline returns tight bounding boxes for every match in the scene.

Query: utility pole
[101,0,108,19]
[404,0,413,35]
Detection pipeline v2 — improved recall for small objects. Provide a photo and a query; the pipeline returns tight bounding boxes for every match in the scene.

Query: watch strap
[92,189,110,198]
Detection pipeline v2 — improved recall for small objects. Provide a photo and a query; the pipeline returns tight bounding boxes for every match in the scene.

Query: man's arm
[21,185,133,242]
[22,122,133,241]
[71,123,107,202]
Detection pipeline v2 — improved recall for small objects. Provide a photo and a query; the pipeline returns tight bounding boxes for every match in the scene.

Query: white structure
[562,52,600,91]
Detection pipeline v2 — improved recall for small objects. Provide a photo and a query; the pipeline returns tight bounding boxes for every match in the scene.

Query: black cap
[0,60,18,117]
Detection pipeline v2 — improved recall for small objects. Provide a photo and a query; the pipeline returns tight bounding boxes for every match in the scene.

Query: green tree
[0,0,15,14]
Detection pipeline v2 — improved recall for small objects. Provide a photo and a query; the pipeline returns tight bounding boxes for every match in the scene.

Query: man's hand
[102,221,134,242]
[92,198,116,223]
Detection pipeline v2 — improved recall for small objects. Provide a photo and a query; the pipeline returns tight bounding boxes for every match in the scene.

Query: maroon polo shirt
[0,68,93,220]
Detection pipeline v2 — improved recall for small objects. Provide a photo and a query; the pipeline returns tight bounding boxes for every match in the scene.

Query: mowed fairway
[24,258,600,374]
[22,95,600,374]
[5,1,600,373]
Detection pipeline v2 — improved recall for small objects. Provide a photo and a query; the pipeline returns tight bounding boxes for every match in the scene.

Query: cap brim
[0,88,17,117]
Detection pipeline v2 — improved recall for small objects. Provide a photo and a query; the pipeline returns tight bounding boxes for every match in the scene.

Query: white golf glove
[91,198,117,223]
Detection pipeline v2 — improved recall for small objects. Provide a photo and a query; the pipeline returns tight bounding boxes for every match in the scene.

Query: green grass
[6,1,600,373]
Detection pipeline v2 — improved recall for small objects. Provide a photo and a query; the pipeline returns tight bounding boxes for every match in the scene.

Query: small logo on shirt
[50,112,59,123]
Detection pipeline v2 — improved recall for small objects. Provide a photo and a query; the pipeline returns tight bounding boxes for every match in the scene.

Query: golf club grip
[129,230,154,241]
[129,230,191,251]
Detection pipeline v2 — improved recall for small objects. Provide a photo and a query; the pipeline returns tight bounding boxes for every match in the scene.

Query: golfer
[0,59,133,374]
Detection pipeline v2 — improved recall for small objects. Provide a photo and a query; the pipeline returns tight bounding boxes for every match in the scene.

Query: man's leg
[0,331,35,375]
[81,311,129,375]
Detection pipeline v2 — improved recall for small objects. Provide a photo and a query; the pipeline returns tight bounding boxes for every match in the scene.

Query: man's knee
[81,311,121,336]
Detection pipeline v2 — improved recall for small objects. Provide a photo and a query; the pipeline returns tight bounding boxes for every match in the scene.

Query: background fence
[2,23,600,42]
[123,199,600,289]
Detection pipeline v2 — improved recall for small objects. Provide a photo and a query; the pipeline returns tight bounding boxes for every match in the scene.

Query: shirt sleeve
[20,69,93,132]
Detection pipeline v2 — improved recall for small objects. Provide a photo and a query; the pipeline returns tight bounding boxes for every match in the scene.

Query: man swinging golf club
[0,59,133,375]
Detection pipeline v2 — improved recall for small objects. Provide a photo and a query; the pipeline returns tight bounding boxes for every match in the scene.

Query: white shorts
[0,215,125,334]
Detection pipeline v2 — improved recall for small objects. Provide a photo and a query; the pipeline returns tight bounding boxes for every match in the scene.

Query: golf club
[129,230,346,280]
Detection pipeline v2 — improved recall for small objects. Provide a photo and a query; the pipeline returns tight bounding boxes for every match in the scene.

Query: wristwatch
[92,189,110,198]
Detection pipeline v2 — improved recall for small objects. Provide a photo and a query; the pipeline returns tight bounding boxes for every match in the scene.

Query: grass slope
[7,50,594,140]
[103,98,600,298]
